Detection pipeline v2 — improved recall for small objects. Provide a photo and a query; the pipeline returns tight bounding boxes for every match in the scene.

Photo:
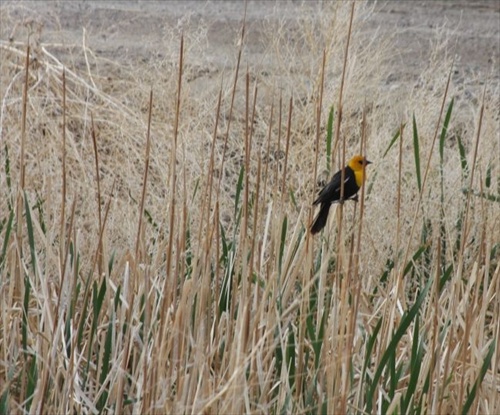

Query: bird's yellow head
[348,155,372,171]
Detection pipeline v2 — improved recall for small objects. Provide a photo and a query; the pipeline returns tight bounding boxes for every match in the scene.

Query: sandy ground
[2,1,499,89]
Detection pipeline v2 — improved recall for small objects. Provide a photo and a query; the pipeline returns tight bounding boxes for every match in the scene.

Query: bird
[310,155,372,234]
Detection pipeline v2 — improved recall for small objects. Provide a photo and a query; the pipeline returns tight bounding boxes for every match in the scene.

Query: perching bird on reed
[310,155,372,234]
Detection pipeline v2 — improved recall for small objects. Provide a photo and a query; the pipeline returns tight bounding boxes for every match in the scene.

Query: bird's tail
[310,203,330,234]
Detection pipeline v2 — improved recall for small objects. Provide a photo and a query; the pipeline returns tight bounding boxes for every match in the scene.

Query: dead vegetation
[1,2,499,414]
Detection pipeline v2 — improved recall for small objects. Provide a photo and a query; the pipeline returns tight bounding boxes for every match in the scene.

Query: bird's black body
[310,165,359,234]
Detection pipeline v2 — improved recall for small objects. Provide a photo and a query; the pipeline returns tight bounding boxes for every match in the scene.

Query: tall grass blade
[461,340,496,415]
[286,325,296,389]
[0,143,14,279]
[439,264,453,292]
[382,128,403,158]
[144,209,159,231]
[306,308,327,370]
[0,385,8,415]
[362,317,383,381]
[403,245,427,276]
[401,315,424,413]
[234,165,245,219]
[0,211,14,271]
[65,277,80,356]
[420,219,432,282]
[33,193,46,235]
[388,350,399,407]
[108,251,116,277]
[97,313,114,411]
[114,284,122,312]
[76,278,89,348]
[456,134,468,179]
[438,101,454,271]
[22,274,30,353]
[3,144,13,211]
[218,224,235,316]
[278,217,287,276]
[185,224,193,279]
[439,99,454,162]
[279,392,292,415]
[412,114,422,193]
[83,278,107,388]
[366,276,432,413]
[326,106,334,171]
[485,163,492,189]
[23,192,37,275]
[25,356,37,412]
[289,188,297,210]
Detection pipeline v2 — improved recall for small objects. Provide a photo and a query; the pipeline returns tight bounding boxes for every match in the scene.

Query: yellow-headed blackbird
[310,155,372,234]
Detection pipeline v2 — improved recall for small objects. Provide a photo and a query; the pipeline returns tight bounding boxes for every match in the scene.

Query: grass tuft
[0,2,498,413]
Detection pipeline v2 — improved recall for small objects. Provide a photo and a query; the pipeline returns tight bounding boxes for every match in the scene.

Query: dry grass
[1,2,499,414]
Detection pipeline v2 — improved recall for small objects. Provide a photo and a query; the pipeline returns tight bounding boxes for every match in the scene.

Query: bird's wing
[314,168,354,204]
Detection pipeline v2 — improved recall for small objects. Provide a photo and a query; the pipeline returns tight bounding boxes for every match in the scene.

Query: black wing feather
[313,167,356,205]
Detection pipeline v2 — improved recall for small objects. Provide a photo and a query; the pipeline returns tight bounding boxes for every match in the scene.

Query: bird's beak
[365,159,372,165]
